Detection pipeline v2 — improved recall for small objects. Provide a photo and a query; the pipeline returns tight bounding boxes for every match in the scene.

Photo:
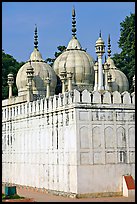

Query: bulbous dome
[107,57,129,92]
[53,36,95,91]
[16,48,57,97]
[107,57,117,69]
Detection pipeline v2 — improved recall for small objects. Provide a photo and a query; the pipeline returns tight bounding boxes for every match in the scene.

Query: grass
[2,193,25,200]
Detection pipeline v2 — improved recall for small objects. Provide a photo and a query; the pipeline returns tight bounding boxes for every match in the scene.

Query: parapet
[72,89,135,105]
[2,90,135,120]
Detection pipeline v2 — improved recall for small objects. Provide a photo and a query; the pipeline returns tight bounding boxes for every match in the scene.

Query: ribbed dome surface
[16,49,57,97]
[107,57,129,92]
[107,57,117,69]
[53,37,95,91]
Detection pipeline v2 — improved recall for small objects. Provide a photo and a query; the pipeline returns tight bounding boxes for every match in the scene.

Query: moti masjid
[2,8,135,198]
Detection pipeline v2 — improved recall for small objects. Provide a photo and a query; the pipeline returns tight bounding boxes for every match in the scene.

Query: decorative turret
[7,73,14,98]
[45,72,51,98]
[95,31,105,91]
[103,61,110,91]
[67,71,73,91]
[107,72,112,91]
[60,67,67,94]
[26,61,34,102]
[26,61,34,84]
[94,60,98,91]
[95,31,105,56]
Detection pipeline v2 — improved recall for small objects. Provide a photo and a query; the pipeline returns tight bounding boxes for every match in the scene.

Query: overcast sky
[2,2,135,62]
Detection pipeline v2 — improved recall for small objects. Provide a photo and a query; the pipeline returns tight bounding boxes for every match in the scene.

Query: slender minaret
[72,6,77,38]
[67,72,73,91]
[46,72,51,98]
[104,61,109,91]
[26,61,34,102]
[108,72,112,92]
[95,31,105,91]
[7,73,14,98]
[60,65,67,94]
[94,57,98,91]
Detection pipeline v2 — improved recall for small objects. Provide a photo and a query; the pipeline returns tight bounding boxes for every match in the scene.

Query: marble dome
[105,34,129,93]
[53,36,95,91]
[107,57,129,93]
[53,7,95,91]
[16,27,57,97]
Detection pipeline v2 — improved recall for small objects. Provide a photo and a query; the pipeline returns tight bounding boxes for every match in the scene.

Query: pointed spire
[99,30,101,38]
[108,34,111,57]
[72,6,77,37]
[105,55,106,62]
[34,24,38,49]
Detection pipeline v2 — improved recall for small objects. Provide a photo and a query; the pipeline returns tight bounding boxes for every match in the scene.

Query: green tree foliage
[45,46,66,67]
[112,13,135,92]
[2,50,25,99]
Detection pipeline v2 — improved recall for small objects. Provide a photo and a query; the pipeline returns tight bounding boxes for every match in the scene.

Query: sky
[2,2,135,63]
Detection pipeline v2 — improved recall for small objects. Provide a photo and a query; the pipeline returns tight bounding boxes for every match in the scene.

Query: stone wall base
[2,183,122,198]
[76,191,123,198]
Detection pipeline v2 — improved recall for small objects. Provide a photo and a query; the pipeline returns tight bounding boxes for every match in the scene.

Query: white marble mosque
[2,7,135,197]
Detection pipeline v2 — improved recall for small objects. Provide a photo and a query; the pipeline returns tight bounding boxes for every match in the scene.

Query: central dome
[53,37,95,91]
[53,8,95,91]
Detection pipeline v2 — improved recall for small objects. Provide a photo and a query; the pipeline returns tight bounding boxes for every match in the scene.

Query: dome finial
[105,55,106,62]
[72,6,77,38]
[34,24,38,49]
[99,30,101,38]
[108,34,111,57]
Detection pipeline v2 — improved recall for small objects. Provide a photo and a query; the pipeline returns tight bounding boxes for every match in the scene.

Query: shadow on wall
[32,75,45,94]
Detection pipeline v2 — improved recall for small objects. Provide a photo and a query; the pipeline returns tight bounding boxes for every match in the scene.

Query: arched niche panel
[128,127,135,148]
[80,126,89,149]
[92,126,101,148]
[117,127,126,147]
[105,126,114,148]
